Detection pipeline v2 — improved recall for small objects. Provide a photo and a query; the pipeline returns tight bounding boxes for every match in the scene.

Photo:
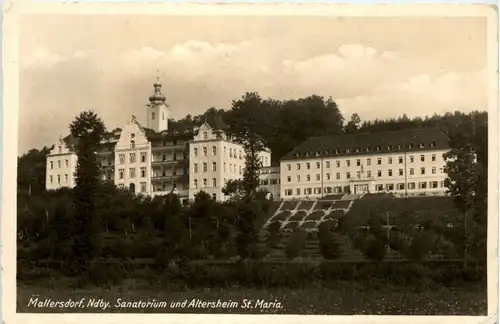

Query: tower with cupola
[147,77,170,132]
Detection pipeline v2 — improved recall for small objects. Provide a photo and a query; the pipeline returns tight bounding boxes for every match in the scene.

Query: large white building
[278,129,451,200]
[45,78,271,204]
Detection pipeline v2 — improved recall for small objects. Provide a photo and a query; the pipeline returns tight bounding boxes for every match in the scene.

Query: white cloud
[22,48,95,70]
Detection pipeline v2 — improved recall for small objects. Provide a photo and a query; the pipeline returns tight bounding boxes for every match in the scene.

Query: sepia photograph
[2,2,498,322]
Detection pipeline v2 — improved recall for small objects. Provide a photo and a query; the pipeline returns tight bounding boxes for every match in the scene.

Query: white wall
[114,121,152,194]
[280,149,449,199]
[46,138,77,190]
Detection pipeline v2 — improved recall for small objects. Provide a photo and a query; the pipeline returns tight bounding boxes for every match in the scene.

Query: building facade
[45,78,271,204]
[279,129,451,200]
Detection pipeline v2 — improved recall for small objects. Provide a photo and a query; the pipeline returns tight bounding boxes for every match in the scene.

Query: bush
[285,229,307,259]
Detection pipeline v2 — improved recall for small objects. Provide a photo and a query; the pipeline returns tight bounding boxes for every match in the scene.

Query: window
[296,188,301,196]
[316,162,320,169]
[326,161,331,168]
[50,161,54,169]
[367,170,372,178]
[430,141,436,148]
[432,154,436,161]
[57,175,60,184]
[420,167,425,175]
[58,146,62,153]
[203,132,208,140]
[305,188,312,195]
[307,175,311,181]
[212,146,217,155]
[306,163,311,170]
[129,153,136,163]
[419,182,427,189]
[431,181,438,188]
[224,162,226,172]
[285,189,293,196]
[409,155,414,163]
[356,171,361,179]
[140,182,147,192]
[316,174,320,181]
[297,175,301,182]
[346,160,351,167]
[377,184,384,191]
[388,169,393,176]
[326,173,331,180]
[287,176,291,183]
[203,147,208,156]
[297,163,301,170]
[408,143,414,149]
[399,169,404,176]
[129,168,136,178]
[212,162,217,172]
[356,159,361,166]
[212,178,217,187]
[194,164,198,173]
[64,174,68,183]
[193,148,198,157]
[420,155,425,162]
[432,167,436,174]
[203,179,207,187]
[173,153,177,161]
[377,170,382,177]
[130,141,135,149]
[398,156,403,164]
[314,188,321,194]
[440,167,444,173]
[152,112,155,120]
[140,167,146,178]
[229,148,233,158]
[397,183,405,190]
[119,169,124,179]
[388,157,392,164]
[57,160,61,168]
[336,161,340,168]
[336,173,340,180]
[346,172,351,179]
[194,179,198,188]
[239,166,242,175]
[376,146,381,151]
[386,183,394,191]
[409,168,414,175]
[408,182,416,189]
[377,158,382,165]
[203,163,208,172]
[141,152,147,163]
[65,159,69,167]
[419,143,425,148]
[367,158,371,166]
[287,164,291,171]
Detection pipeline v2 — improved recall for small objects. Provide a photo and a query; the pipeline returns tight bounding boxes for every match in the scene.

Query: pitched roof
[280,128,450,161]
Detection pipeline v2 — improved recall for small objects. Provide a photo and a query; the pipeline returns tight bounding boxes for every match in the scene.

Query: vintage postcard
[2,2,498,324]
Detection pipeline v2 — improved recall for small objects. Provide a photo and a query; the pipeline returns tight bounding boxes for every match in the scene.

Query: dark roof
[280,128,450,161]
[204,114,228,131]
[61,134,78,152]
[142,126,195,141]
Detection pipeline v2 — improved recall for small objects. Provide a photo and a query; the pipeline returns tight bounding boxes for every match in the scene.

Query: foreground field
[18,279,487,315]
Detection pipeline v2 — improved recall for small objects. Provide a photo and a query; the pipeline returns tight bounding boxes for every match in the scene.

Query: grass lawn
[17,278,487,315]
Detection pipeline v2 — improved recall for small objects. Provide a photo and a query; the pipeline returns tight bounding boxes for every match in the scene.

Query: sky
[19,15,488,154]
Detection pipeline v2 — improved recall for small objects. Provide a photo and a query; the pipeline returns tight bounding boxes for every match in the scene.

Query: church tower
[146,77,170,132]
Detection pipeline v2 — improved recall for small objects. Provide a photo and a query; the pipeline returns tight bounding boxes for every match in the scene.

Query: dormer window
[387,145,392,150]
[397,144,402,150]
[130,140,135,149]
[408,143,414,149]
[365,147,370,152]
[130,133,135,139]
[430,141,436,148]
[325,149,330,154]
[335,149,339,154]
[355,147,360,153]
[376,146,381,151]
[295,152,300,157]
[419,142,425,148]
[203,132,208,140]
[315,150,320,157]
[345,148,350,154]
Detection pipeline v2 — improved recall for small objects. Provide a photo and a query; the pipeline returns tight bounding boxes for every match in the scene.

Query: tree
[69,110,106,274]
[344,113,361,133]
[443,147,481,267]
[318,221,342,260]
[17,147,52,196]
[285,229,307,259]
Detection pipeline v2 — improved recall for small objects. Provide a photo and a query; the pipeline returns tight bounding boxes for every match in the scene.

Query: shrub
[285,229,307,259]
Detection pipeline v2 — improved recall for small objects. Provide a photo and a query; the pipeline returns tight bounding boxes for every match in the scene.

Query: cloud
[22,48,95,70]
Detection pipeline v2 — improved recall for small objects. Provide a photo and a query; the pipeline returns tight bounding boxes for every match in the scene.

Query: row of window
[193,162,243,175]
[193,178,218,189]
[294,141,438,158]
[260,179,280,186]
[118,152,148,164]
[285,167,444,183]
[118,182,148,193]
[283,181,446,196]
[118,167,147,179]
[153,152,187,162]
[48,174,68,185]
[48,159,69,170]
[193,146,243,159]
[286,154,440,172]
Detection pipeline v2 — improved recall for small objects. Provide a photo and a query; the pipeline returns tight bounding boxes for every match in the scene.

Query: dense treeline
[17,92,488,287]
